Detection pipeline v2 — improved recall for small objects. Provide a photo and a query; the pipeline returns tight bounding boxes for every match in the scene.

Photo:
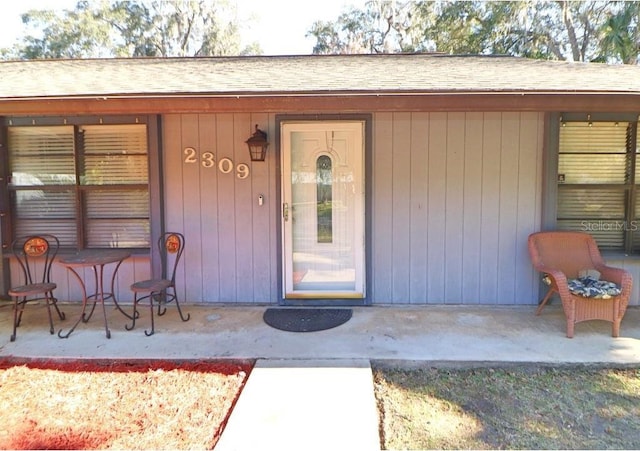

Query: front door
[281,121,365,299]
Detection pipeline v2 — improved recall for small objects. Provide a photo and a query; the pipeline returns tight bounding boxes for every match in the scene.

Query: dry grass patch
[374,365,640,450]
[0,358,252,450]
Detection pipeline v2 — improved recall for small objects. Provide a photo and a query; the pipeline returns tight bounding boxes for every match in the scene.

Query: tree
[599,1,640,64]
[1,0,261,59]
[307,0,639,64]
[15,1,113,59]
[307,0,426,54]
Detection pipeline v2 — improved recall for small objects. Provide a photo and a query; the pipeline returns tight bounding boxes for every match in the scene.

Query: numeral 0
[218,157,233,174]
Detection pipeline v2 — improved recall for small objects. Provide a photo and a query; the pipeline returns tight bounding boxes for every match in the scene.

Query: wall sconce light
[245,124,269,162]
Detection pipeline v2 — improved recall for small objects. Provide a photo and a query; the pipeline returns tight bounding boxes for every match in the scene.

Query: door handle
[283,203,289,222]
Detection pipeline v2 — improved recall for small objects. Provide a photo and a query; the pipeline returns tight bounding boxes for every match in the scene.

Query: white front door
[281,121,365,299]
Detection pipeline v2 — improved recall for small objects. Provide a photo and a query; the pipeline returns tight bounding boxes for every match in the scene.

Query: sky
[0,0,364,55]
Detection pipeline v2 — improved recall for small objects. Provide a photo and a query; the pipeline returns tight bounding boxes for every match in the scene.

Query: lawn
[3,358,640,450]
[0,358,251,450]
[373,364,640,450]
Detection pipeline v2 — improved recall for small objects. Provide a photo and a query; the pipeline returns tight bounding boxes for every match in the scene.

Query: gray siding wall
[371,112,545,304]
[162,111,546,305]
[162,113,278,304]
[10,111,565,306]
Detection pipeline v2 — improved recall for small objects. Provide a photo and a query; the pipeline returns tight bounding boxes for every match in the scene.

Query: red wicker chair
[528,231,632,338]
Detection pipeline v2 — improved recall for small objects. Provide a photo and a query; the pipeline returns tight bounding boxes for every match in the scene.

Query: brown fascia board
[0,91,639,115]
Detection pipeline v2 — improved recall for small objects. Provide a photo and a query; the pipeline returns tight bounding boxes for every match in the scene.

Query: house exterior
[1,53,639,307]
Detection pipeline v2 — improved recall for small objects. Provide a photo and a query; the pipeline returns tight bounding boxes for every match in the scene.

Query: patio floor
[1,302,639,364]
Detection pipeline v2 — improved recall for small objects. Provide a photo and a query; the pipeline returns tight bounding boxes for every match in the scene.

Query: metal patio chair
[127,232,190,336]
[528,231,632,338]
[8,234,65,341]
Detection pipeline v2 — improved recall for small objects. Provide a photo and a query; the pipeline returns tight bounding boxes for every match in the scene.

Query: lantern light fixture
[245,124,269,162]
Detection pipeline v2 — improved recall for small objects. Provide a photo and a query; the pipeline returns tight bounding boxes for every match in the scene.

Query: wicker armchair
[528,231,632,338]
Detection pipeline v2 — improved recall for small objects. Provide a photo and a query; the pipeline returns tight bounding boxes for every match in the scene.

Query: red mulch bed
[0,358,252,450]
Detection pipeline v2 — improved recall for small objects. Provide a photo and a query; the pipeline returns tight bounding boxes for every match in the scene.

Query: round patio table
[57,249,131,339]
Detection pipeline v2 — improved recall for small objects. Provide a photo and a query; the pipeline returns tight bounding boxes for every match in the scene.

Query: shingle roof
[1,53,639,100]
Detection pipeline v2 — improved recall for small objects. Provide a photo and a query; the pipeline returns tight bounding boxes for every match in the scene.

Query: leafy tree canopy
[1,0,261,59]
[307,0,640,64]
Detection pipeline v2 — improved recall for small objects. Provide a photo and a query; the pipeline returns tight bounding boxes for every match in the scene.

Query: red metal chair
[127,232,190,336]
[8,235,65,341]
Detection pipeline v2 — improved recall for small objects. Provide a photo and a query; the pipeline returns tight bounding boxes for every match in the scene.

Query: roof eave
[1,91,639,115]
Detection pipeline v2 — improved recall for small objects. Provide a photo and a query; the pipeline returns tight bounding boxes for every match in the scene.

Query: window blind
[557,121,634,251]
[7,123,150,249]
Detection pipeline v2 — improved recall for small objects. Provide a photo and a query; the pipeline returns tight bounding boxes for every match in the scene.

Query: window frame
[0,115,162,253]
[549,112,640,255]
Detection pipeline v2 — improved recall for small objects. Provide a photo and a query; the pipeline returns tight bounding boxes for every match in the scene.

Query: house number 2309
[183,147,250,179]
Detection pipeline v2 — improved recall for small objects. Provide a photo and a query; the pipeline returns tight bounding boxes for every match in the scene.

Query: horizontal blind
[8,127,77,246]
[559,122,629,153]
[557,188,625,219]
[557,219,624,249]
[8,126,76,185]
[633,186,640,250]
[84,186,149,248]
[558,122,629,184]
[557,188,626,249]
[11,189,77,247]
[80,124,148,185]
[558,121,632,251]
[85,190,149,218]
[7,123,150,249]
[85,219,150,248]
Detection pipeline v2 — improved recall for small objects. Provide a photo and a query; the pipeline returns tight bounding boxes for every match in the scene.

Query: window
[5,121,150,250]
[557,120,639,253]
[316,155,333,243]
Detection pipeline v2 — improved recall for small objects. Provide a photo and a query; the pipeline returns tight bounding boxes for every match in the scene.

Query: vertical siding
[461,113,484,303]
[516,113,544,304]
[409,113,429,303]
[179,114,204,303]
[214,114,236,301]
[250,113,275,303]
[162,113,277,303]
[497,113,521,303]
[426,113,447,301]
[444,113,465,303]
[371,112,544,305]
[198,114,221,300]
[163,114,187,303]
[479,113,502,302]
[233,114,254,302]
[391,113,412,303]
[371,113,394,301]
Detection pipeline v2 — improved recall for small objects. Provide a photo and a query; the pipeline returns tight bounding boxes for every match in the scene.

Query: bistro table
[57,249,131,339]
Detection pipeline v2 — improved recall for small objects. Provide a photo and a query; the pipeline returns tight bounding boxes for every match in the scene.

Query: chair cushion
[542,274,621,299]
[567,276,621,299]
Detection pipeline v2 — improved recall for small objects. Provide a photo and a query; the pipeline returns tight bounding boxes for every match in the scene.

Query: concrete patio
[1,302,639,364]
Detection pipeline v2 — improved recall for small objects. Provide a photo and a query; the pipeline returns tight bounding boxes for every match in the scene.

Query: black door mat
[263,308,352,332]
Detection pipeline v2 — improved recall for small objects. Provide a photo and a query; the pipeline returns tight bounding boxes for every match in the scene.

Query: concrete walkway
[215,359,380,451]
[1,303,640,451]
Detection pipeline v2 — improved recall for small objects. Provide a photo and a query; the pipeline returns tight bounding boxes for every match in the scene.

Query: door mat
[263,308,352,332]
